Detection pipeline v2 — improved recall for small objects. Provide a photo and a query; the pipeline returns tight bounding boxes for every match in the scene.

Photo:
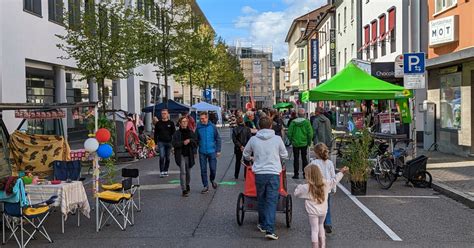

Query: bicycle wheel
[411,171,432,188]
[375,158,396,189]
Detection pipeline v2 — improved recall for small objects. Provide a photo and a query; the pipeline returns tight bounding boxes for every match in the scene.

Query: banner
[310,39,319,79]
[330,29,336,67]
[396,99,412,124]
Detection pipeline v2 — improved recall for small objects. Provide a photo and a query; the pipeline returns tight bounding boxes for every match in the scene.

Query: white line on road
[140,184,180,190]
[337,184,403,242]
[356,195,440,199]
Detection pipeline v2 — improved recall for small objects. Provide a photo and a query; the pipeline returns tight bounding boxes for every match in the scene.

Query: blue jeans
[199,153,217,188]
[158,142,172,172]
[325,194,332,226]
[255,174,280,234]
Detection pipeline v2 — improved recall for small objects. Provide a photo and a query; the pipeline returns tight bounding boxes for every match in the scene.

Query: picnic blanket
[9,131,71,178]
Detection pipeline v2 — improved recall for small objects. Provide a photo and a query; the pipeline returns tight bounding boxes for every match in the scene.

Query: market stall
[142,100,195,116]
[192,102,222,125]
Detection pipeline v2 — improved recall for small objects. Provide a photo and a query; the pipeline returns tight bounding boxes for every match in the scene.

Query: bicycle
[371,142,397,189]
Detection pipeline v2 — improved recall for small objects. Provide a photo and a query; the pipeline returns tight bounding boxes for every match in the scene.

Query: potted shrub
[343,127,373,195]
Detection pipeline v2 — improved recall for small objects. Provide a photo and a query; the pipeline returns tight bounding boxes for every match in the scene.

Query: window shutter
[364,25,370,45]
[388,8,395,32]
[371,21,377,43]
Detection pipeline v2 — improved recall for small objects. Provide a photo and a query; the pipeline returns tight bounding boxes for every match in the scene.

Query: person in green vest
[288,108,313,179]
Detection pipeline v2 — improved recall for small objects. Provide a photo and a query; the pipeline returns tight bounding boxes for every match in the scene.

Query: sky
[197,0,327,60]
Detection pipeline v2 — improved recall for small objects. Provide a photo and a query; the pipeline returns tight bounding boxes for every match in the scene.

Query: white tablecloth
[25,181,90,220]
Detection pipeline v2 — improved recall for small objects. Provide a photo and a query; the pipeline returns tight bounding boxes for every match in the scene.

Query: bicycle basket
[403,155,428,179]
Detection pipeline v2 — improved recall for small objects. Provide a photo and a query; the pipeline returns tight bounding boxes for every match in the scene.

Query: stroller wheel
[411,171,432,188]
[285,195,292,228]
[236,193,245,226]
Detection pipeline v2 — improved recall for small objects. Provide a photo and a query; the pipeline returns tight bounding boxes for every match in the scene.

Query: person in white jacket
[294,165,348,248]
[243,116,288,240]
[309,143,336,234]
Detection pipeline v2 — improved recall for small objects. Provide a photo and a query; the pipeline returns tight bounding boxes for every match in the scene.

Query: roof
[285,4,332,43]
[190,0,214,33]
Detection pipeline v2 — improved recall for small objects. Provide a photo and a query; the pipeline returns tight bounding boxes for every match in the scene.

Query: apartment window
[388,7,396,53]
[344,48,347,66]
[299,48,305,62]
[344,7,347,29]
[435,0,457,15]
[24,0,42,16]
[338,13,341,32]
[144,0,155,20]
[379,14,387,56]
[351,43,354,58]
[371,20,378,59]
[48,0,64,23]
[137,0,143,11]
[351,0,354,20]
[68,0,80,28]
[338,52,341,69]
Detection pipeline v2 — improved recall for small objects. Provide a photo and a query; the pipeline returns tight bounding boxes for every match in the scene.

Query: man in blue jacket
[196,112,222,194]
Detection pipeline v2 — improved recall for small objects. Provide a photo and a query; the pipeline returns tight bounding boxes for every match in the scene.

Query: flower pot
[350,180,367,196]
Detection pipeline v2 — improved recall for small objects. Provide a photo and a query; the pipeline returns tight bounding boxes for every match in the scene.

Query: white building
[0,0,178,137]
[334,0,362,71]
[317,8,335,82]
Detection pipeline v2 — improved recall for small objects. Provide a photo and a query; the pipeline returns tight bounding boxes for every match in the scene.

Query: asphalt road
[3,128,473,248]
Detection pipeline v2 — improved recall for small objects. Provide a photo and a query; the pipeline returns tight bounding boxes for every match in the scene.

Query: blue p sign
[403,53,425,74]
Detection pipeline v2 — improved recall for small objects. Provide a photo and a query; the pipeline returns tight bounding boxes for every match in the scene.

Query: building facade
[334,0,362,71]
[426,0,474,156]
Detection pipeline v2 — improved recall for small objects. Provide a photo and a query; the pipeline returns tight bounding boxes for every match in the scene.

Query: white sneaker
[160,172,165,178]
[164,171,169,177]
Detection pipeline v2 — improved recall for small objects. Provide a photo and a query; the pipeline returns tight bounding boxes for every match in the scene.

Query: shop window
[140,82,147,110]
[48,0,63,23]
[435,0,457,15]
[68,0,80,28]
[26,67,55,104]
[440,72,461,129]
[24,0,42,16]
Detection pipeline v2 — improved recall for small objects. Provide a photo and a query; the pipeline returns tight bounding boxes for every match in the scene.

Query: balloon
[84,138,99,152]
[97,144,113,159]
[96,128,111,143]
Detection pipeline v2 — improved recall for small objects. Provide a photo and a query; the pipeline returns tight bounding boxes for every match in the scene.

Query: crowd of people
[152,106,343,247]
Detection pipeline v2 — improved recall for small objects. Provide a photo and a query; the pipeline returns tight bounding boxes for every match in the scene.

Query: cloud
[233,0,327,59]
[241,6,258,15]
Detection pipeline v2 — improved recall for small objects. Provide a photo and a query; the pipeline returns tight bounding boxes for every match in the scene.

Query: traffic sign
[394,55,404,78]
[404,73,426,89]
[403,52,425,74]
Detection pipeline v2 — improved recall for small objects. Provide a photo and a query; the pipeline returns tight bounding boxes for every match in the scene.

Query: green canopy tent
[273,102,293,109]
[308,62,412,101]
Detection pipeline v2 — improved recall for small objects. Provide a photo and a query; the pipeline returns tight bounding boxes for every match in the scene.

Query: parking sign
[403,53,426,89]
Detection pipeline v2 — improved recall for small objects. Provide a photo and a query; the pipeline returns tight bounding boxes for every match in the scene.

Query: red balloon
[96,128,111,143]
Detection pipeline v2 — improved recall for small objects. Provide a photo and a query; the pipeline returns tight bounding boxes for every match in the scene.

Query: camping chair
[97,177,134,231]
[101,168,141,212]
[1,179,57,248]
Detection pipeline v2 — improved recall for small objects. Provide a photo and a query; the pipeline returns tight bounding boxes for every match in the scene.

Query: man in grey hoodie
[313,107,333,148]
[243,117,288,240]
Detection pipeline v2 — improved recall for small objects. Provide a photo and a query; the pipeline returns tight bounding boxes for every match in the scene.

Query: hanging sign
[329,29,336,67]
[15,110,65,120]
[310,39,319,79]
[396,99,412,124]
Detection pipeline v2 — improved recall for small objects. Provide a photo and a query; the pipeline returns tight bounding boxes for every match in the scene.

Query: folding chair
[97,178,134,231]
[101,168,141,212]
[1,179,57,248]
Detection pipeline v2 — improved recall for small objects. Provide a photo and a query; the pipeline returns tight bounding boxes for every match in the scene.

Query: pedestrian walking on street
[244,111,258,135]
[183,111,196,131]
[154,109,176,178]
[172,117,197,197]
[232,116,252,179]
[229,111,237,129]
[196,112,222,194]
[309,143,337,234]
[288,109,313,179]
[313,107,333,148]
[294,165,348,248]
[243,117,288,240]
[270,109,284,137]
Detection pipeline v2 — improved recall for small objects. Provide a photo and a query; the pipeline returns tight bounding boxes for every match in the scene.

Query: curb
[431,181,474,209]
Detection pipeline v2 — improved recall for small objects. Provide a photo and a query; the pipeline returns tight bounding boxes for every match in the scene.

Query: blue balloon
[97,144,113,159]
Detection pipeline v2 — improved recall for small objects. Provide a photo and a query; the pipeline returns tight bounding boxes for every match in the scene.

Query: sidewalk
[419,150,474,208]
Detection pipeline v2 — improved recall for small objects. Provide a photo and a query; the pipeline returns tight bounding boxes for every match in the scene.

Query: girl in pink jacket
[294,165,348,248]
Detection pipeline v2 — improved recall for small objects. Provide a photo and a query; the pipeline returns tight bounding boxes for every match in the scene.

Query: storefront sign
[371,62,396,79]
[310,39,319,79]
[394,55,404,78]
[429,15,458,47]
[329,29,336,67]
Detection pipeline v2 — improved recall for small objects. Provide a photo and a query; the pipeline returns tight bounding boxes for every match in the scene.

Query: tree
[174,16,216,105]
[140,0,192,105]
[56,1,146,114]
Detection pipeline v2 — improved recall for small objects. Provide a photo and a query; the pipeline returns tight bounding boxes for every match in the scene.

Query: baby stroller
[236,162,293,228]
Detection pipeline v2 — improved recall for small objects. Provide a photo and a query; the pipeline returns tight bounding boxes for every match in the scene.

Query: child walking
[294,164,348,248]
[310,143,336,233]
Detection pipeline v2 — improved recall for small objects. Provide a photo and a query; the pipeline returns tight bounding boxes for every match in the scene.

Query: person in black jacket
[232,116,252,179]
[270,109,283,137]
[154,109,175,178]
[172,116,197,197]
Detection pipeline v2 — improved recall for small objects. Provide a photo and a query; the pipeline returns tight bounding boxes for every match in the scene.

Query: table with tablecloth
[25,181,90,233]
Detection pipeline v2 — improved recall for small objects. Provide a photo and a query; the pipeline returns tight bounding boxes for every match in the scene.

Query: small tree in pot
[343,127,374,195]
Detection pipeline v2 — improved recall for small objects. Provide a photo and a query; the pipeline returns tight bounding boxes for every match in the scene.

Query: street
[4,128,472,248]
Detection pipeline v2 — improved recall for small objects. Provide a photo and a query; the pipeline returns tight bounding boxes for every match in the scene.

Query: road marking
[356,195,440,199]
[140,184,180,190]
[337,184,403,241]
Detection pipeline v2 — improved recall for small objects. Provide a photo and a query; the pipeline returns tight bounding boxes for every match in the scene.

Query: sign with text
[310,39,319,79]
[330,29,336,67]
[429,15,458,47]
[403,52,426,89]
[394,54,404,78]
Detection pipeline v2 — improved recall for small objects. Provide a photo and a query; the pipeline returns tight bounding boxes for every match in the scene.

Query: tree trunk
[189,69,193,105]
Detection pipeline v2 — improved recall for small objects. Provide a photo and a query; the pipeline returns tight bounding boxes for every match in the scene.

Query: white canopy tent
[192,102,222,125]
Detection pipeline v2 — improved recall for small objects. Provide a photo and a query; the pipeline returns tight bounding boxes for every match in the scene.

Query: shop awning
[273,102,293,109]
[308,62,412,101]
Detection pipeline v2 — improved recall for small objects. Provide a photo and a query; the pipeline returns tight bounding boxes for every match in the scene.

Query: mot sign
[429,15,458,47]
[403,53,426,89]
